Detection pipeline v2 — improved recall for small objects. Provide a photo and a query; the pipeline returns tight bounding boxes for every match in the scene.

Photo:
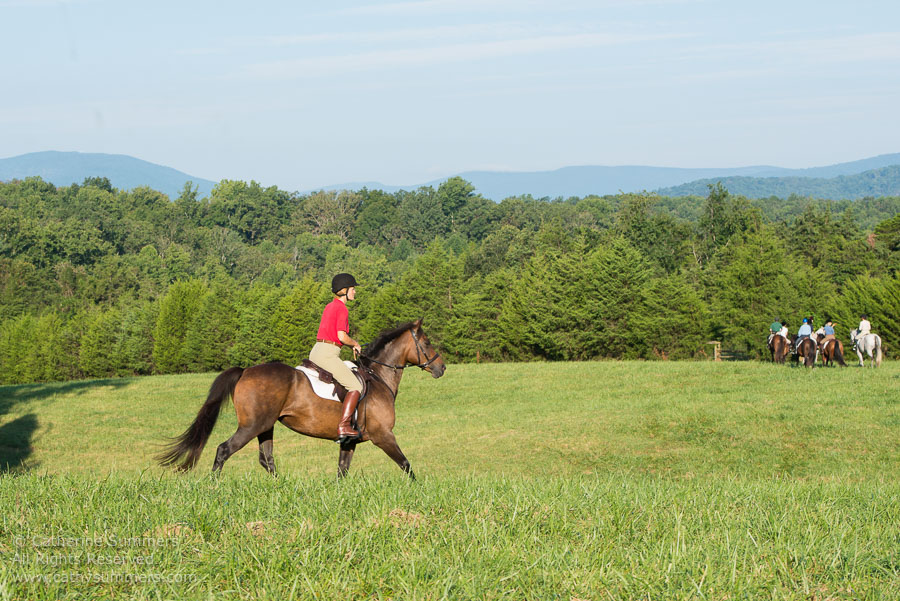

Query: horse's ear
[414,317,423,328]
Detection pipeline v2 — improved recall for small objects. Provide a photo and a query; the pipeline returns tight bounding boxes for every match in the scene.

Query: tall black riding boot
[336,390,361,441]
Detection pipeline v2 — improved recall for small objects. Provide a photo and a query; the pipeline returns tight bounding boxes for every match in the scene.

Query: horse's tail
[157,367,244,471]
[875,336,883,367]
[772,336,786,363]
[833,341,847,367]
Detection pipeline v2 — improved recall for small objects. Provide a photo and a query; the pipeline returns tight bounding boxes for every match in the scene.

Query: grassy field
[0,361,898,599]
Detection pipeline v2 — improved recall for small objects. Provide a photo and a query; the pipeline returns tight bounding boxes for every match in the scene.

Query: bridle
[361,327,441,372]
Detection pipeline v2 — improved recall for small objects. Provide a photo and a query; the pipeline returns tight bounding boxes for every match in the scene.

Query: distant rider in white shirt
[858,315,871,337]
[853,314,872,350]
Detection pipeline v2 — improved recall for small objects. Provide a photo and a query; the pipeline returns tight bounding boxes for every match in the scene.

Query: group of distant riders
[766,314,882,367]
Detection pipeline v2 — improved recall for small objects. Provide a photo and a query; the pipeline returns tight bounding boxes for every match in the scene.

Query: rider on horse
[793,318,812,354]
[768,318,782,346]
[311,273,364,442]
[853,314,874,352]
[852,314,883,367]
[858,314,872,338]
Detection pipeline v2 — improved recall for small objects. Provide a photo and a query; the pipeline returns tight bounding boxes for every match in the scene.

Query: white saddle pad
[295,361,358,402]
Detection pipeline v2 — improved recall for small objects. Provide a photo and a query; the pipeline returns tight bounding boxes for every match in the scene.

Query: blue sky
[2,0,899,191]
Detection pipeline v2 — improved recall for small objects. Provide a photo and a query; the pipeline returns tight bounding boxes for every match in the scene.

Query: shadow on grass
[0,413,38,473]
[0,378,131,412]
[0,378,130,473]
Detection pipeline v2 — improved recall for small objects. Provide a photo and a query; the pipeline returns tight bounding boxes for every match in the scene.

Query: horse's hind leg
[212,427,258,472]
[258,427,276,475]
[337,440,357,479]
[372,432,415,481]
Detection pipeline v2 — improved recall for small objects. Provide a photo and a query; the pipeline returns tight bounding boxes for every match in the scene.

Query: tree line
[1,175,898,384]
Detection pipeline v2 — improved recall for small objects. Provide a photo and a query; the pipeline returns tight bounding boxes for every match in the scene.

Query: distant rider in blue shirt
[793,318,812,353]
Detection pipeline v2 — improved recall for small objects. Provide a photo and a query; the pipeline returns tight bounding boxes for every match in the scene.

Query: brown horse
[817,335,847,367]
[795,337,816,368]
[769,334,790,364]
[157,320,445,479]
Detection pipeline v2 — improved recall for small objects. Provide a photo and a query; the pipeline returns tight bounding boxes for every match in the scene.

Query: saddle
[852,330,873,351]
[792,335,811,354]
[296,359,370,403]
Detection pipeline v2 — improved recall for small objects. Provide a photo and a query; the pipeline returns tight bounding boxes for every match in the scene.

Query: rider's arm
[337,330,362,355]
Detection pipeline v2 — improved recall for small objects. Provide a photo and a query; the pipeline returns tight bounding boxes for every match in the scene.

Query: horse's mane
[361,321,417,360]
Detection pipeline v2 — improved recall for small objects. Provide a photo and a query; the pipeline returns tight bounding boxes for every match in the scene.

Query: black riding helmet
[331,273,358,295]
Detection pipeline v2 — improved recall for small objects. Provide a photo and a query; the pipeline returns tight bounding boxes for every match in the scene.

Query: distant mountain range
[656,165,900,199]
[0,151,217,199]
[319,154,900,200]
[2,150,900,201]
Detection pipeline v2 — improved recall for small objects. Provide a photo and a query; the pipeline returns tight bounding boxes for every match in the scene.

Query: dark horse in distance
[817,334,847,367]
[769,334,790,364]
[794,337,817,368]
[158,320,445,479]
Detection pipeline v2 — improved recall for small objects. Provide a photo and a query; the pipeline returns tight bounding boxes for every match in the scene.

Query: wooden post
[707,341,721,362]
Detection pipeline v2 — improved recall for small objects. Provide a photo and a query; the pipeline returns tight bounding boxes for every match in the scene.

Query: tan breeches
[309,342,363,392]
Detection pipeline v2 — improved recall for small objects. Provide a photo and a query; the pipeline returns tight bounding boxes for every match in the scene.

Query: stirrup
[335,431,361,444]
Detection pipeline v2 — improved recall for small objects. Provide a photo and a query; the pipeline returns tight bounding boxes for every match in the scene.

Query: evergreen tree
[498,241,587,360]
[227,283,283,367]
[632,274,709,359]
[581,237,654,358]
[445,269,512,362]
[363,240,460,346]
[0,314,40,384]
[117,299,158,375]
[826,274,899,356]
[182,280,238,372]
[79,307,123,378]
[272,276,327,366]
[696,183,759,265]
[41,312,81,381]
[152,279,206,373]
[707,228,828,357]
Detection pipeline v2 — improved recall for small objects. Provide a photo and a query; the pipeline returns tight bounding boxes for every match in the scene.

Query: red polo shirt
[316,298,349,345]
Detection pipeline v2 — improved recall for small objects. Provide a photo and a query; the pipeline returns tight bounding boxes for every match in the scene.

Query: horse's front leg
[337,440,358,479]
[856,346,865,367]
[372,432,415,481]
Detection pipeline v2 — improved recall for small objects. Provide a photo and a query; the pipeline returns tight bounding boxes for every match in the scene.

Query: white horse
[850,329,883,367]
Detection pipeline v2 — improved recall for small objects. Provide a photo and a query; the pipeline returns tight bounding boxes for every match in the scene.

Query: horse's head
[361,319,447,377]
[402,319,445,378]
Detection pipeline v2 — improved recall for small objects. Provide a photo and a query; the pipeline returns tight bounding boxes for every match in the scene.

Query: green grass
[1,361,899,599]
